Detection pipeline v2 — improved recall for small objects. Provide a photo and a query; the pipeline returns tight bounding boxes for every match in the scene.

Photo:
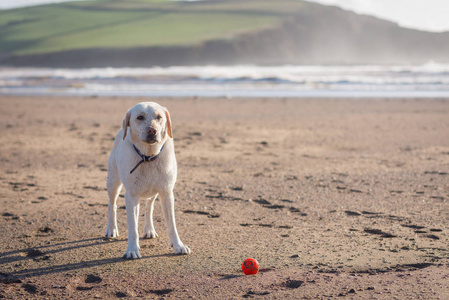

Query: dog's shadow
[0,237,175,279]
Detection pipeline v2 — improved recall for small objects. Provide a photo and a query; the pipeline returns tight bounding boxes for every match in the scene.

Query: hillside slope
[1,0,448,67]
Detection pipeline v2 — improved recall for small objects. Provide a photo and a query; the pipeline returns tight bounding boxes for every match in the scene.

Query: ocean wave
[1,63,449,97]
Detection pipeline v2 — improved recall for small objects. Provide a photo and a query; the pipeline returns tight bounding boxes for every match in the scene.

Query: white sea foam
[1,63,449,97]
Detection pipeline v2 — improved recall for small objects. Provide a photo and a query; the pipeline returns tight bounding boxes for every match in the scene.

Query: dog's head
[122,102,172,144]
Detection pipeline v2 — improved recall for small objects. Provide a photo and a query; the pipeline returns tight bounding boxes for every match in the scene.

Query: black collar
[130,143,165,174]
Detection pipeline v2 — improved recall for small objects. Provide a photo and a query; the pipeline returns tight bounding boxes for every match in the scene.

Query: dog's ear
[165,108,173,138]
[122,110,131,140]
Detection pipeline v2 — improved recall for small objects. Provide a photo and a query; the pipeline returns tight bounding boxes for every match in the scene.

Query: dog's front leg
[123,193,141,259]
[159,190,190,255]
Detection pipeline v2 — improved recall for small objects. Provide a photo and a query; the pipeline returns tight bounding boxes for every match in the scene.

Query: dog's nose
[147,127,157,136]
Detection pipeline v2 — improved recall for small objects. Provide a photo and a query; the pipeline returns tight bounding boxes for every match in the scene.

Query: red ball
[242,258,259,275]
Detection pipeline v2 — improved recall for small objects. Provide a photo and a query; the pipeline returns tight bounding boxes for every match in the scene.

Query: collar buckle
[130,143,165,174]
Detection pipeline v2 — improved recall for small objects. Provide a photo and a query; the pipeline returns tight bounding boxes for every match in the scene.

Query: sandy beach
[0,96,448,299]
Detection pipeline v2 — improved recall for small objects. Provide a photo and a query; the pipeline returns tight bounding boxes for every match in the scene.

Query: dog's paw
[173,243,191,255]
[123,249,142,259]
[143,230,158,239]
[105,227,119,238]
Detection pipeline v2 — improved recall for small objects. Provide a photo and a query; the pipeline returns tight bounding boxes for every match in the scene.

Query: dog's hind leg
[105,161,122,238]
[143,194,158,239]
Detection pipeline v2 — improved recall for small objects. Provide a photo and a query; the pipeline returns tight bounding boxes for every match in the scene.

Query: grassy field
[0,0,306,55]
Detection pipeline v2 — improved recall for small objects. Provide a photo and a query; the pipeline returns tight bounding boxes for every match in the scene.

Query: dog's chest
[124,160,172,196]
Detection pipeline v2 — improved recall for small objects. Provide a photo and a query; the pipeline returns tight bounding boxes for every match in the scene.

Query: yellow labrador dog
[106,102,190,259]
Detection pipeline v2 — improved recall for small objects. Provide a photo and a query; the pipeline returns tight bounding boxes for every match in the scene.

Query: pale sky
[1,0,449,32]
[306,0,449,32]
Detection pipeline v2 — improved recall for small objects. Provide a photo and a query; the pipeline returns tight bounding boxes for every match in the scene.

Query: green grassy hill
[1,0,449,66]
[0,0,300,55]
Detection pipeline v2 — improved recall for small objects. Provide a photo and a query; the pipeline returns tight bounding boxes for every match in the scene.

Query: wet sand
[0,96,448,299]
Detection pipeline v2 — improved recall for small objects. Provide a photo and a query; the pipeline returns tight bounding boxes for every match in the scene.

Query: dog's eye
[137,116,144,120]
[156,115,162,120]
